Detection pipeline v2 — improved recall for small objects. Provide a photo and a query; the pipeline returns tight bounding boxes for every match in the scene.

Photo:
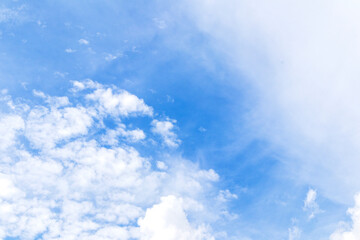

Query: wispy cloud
[0,7,20,23]
[288,226,301,240]
[303,189,321,219]
[186,0,360,205]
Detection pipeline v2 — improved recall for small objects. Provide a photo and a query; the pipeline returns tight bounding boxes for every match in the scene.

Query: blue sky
[0,0,359,239]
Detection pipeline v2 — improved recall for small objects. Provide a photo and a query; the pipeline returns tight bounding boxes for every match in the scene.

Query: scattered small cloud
[54,71,68,78]
[78,38,89,45]
[156,161,168,170]
[198,127,207,132]
[0,7,19,23]
[65,48,76,53]
[105,53,117,61]
[153,18,167,29]
[36,20,46,28]
[151,118,181,148]
[166,95,174,103]
[303,189,322,219]
[217,189,238,202]
[288,226,301,240]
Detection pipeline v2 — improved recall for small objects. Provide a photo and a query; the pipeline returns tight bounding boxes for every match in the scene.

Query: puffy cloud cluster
[0,115,24,151]
[101,124,146,145]
[73,79,153,117]
[0,81,227,239]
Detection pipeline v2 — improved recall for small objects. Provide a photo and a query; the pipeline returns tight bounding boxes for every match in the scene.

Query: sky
[0,0,360,239]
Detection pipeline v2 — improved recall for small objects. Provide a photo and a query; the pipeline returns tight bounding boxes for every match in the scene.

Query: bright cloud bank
[0,80,232,240]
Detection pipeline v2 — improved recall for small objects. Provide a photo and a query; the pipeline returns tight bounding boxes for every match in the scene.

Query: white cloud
[0,115,24,151]
[0,7,19,23]
[186,0,360,204]
[101,124,146,145]
[217,189,238,203]
[83,82,153,117]
[33,90,70,108]
[151,119,180,148]
[330,193,360,240]
[0,174,23,199]
[65,48,76,53]
[138,195,214,240]
[0,81,226,239]
[156,161,168,170]
[78,39,89,45]
[105,53,118,61]
[153,18,167,29]
[303,189,321,219]
[288,226,301,240]
[25,105,93,149]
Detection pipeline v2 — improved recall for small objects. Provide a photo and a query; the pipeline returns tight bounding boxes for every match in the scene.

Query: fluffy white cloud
[74,80,153,117]
[330,194,360,240]
[87,88,153,117]
[0,81,225,239]
[138,195,214,240]
[25,105,93,149]
[151,119,180,148]
[101,124,145,145]
[0,115,24,151]
[0,174,23,199]
[33,90,70,108]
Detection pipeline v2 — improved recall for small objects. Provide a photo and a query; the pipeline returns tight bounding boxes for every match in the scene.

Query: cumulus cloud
[217,189,238,203]
[0,115,24,151]
[138,195,214,240]
[73,80,153,117]
[151,119,181,148]
[330,193,360,240]
[101,124,146,145]
[25,104,93,149]
[0,80,226,239]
